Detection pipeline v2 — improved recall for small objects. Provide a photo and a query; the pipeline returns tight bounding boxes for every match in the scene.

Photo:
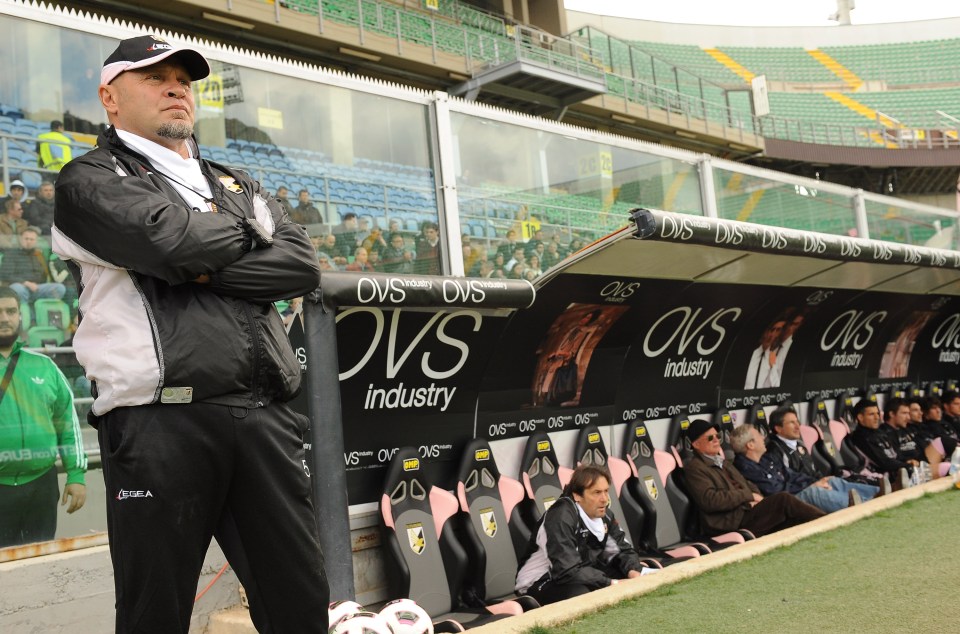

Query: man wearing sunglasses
[683,418,824,537]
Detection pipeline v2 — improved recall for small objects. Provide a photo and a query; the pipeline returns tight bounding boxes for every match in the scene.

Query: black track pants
[99,401,329,633]
[0,467,58,547]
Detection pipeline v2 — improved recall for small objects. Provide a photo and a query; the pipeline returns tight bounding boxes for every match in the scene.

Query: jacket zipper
[242,301,264,407]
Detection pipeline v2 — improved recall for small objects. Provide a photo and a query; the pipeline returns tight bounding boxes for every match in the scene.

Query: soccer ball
[331,611,396,634]
[328,600,364,630]
[378,598,434,634]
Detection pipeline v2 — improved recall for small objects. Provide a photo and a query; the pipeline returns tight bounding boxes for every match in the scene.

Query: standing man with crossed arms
[53,35,328,632]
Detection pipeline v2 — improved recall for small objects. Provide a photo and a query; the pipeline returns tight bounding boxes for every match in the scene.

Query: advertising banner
[335,306,509,503]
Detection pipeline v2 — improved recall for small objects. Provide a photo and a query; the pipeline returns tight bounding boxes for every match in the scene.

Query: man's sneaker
[848,489,863,507]
[879,475,892,497]
[897,468,911,490]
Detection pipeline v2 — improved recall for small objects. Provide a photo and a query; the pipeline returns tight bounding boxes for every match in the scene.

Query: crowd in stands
[269,176,584,279]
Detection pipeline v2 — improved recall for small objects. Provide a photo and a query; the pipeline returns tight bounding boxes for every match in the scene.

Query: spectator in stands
[0,198,29,249]
[476,260,495,278]
[524,229,545,258]
[515,464,649,605]
[744,315,787,390]
[1,180,27,209]
[731,424,875,513]
[387,218,402,234]
[491,252,506,277]
[36,120,73,172]
[414,221,441,275]
[918,396,959,458]
[361,226,387,257]
[938,390,960,436]
[280,296,302,331]
[508,263,526,280]
[542,241,562,269]
[345,247,375,273]
[526,254,543,278]
[275,186,295,217]
[379,232,413,273]
[22,181,56,235]
[882,397,942,477]
[505,246,526,273]
[496,229,520,261]
[0,287,86,548]
[848,399,913,487]
[292,189,323,225]
[316,253,337,272]
[683,418,824,537]
[334,212,360,251]
[0,227,67,305]
[321,233,348,268]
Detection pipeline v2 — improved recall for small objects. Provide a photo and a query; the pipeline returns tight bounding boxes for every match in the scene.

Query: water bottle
[950,448,960,489]
[949,447,960,476]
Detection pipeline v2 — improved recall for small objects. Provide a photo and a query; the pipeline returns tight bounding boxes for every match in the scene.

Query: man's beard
[0,331,19,348]
[157,121,193,140]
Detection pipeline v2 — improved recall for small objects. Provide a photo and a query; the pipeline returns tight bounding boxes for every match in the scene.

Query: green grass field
[527,489,960,634]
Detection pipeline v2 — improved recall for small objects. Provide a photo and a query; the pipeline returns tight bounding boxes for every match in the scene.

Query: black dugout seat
[712,408,737,460]
[518,432,573,528]
[746,403,770,438]
[380,447,521,630]
[621,419,706,558]
[454,439,539,610]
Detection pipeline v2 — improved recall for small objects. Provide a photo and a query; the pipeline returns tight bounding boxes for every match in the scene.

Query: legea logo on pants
[116,489,154,500]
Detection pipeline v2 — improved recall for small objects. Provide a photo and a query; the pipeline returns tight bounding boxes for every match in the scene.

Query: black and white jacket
[53,126,320,417]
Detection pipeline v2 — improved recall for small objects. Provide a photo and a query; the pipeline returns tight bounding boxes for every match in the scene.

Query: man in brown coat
[683,419,824,537]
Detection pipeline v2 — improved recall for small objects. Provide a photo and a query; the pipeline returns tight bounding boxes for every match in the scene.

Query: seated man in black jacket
[766,404,887,490]
[882,397,943,477]
[918,396,958,459]
[731,424,876,513]
[848,399,913,488]
[515,464,651,605]
[940,390,960,437]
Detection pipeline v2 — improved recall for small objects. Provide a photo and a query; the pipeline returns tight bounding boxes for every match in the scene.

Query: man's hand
[62,483,86,513]
[23,281,38,292]
[815,477,832,489]
[750,492,763,507]
[626,569,643,579]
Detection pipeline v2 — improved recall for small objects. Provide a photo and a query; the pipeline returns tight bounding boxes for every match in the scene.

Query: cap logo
[147,43,174,52]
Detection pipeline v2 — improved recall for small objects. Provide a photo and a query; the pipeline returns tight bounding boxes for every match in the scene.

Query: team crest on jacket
[406,523,425,555]
[480,508,497,538]
[219,175,244,194]
[643,475,659,500]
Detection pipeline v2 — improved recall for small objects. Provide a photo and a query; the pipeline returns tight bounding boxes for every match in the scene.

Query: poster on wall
[477,274,648,441]
[616,282,776,420]
[894,296,960,390]
[335,306,509,503]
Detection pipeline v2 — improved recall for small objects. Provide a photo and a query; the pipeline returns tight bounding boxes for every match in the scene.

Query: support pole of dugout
[303,272,536,601]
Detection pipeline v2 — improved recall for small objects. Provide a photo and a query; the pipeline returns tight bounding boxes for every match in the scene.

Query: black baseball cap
[686,419,721,443]
[101,35,210,85]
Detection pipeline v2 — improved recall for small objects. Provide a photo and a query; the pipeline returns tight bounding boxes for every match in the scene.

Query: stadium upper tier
[568,18,960,148]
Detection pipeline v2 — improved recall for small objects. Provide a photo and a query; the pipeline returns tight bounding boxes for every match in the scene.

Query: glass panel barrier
[194,59,438,275]
[0,10,439,558]
[864,197,959,248]
[451,111,702,278]
[713,167,860,236]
